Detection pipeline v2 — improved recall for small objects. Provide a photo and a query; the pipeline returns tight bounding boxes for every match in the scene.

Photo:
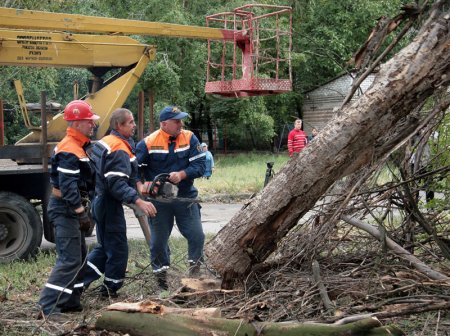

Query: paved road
[41,202,243,249]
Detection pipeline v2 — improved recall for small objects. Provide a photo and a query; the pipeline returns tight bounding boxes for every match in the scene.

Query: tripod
[264,162,275,187]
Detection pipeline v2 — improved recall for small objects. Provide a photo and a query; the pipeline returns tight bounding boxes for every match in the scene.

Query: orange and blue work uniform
[136,129,205,273]
[83,129,140,295]
[38,127,94,315]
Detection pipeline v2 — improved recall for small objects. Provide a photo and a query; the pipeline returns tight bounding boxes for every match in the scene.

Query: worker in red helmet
[63,99,100,121]
[38,100,99,318]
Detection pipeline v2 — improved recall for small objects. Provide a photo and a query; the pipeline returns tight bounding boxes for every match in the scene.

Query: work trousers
[38,197,86,315]
[83,194,128,292]
[149,200,204,273]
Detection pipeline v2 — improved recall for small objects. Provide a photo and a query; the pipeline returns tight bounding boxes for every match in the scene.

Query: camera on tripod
[264,162,275,187]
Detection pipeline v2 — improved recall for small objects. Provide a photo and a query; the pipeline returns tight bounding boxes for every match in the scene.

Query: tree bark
[95,312,405,336]
[205,2,450,288]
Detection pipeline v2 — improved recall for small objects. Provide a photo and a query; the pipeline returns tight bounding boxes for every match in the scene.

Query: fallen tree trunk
[95,311,405,336]
[205,1,450,288]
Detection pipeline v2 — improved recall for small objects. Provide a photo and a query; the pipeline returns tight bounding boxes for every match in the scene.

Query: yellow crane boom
[0,7,236,40]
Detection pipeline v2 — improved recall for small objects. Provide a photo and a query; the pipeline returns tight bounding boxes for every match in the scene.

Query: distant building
[302,72,376,134]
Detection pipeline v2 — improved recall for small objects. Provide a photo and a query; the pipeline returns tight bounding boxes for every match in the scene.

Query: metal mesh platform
[205,78,292,97]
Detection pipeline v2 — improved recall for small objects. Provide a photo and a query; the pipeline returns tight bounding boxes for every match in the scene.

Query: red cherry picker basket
[205,4,292,98]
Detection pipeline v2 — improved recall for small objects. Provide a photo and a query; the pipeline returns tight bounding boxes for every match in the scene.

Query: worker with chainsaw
[83,108,156,298]
[136,106,206,290]
[38,100,99,317]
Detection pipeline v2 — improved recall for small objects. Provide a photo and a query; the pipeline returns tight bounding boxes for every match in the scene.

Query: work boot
[188,261,201,277]
[99,285,118,299]
[155,270,168,290]
[36,311,69,323]
[60,303,83,313]
[60,291,83,312]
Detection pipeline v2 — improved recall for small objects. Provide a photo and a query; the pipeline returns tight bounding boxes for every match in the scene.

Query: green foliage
[265,92,299,130]
[208,97,277,149]
[0,67,61,143]
[429,112,450,193]
[292,0,404,91]
[0,67,59,104]
[0,0,416,149]
[54,68,92,102]
[140,58,181,99]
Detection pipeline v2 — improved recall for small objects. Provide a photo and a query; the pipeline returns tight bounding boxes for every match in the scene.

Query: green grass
[0,251,56,296]
[195,153,289,196]
[0,237,198,335]
[0,237,195,301]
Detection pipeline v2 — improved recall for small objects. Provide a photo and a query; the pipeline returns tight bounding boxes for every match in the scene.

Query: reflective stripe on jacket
[92,130,140,204]
[136,129,205,198]
[50,127,94,210]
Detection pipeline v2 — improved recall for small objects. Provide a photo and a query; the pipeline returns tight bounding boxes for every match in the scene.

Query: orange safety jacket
[50,127,94,210]
[136,129,205,198]
[90,130,140,204]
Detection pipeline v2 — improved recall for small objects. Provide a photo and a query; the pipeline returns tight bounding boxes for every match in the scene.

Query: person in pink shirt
[287,119,307,157]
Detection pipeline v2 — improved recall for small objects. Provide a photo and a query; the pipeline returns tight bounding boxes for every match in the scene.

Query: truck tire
[0,191,43,263]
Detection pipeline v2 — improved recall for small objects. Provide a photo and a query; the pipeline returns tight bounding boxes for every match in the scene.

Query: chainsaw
[143,173,201,204]
[126,173,200,243]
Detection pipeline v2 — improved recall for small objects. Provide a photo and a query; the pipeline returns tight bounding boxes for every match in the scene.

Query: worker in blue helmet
[136,106,206,290]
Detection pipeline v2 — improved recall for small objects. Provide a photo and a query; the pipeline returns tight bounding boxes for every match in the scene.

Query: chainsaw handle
[154,173,171,182]
[149,173,171,197]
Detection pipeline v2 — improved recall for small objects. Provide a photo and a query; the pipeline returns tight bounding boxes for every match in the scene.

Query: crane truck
[0,5,292,262]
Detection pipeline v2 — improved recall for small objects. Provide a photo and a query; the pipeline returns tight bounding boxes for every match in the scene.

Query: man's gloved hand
[77,211,91,232]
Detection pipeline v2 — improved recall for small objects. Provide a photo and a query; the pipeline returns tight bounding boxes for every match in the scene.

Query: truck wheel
[0,192,43,263]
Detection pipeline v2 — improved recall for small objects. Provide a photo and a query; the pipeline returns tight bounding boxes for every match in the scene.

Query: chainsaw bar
[145,196,201,204]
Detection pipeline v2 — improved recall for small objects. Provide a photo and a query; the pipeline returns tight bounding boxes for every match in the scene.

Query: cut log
[106,300,221,318]
[95,312,405,336]
[180,277,222,291]
[170,288,242,304]
[205,1,450,288]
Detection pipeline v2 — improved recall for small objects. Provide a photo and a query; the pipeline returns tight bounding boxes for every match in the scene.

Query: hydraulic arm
[0,4,292,262]
[0,27,158,142]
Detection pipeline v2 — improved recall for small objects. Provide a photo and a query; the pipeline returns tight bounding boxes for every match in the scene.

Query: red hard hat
[63,100,100,121]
